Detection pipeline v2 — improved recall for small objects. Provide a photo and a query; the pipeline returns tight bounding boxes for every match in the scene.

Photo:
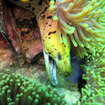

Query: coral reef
[0,0,105,104]
[0,72,66,105]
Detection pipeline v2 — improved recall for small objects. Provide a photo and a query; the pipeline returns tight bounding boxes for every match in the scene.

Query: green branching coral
[0,73,66,105]
[50,0,105,58]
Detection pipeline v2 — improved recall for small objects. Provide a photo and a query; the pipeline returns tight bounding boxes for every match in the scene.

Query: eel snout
[37,6,72,85]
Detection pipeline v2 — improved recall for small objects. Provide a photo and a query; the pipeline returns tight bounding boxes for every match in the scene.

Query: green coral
[0,73,66,105]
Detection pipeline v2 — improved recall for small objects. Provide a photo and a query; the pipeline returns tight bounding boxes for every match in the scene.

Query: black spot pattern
[47,16,52,19]
[46,22,48,24]
[42,14,45,19]
[48,31,56,35]
[40,7,48,15]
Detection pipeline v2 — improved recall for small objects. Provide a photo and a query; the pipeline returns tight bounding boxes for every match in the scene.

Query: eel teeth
[43,48,58,86]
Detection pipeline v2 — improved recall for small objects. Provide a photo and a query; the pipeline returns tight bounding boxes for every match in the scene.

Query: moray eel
[8,0,71,85]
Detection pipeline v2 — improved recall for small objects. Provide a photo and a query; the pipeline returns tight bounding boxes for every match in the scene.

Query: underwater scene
[0,0,105,105]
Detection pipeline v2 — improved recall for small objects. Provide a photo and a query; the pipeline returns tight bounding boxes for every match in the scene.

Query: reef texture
[1,0,43,60]
[13,6,43,60]
[0,34,15,69]
[0,0,43,69]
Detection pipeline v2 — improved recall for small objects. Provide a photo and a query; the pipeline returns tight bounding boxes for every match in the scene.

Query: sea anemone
[0,72,66,105]
[81,43,105,104]
[50,0,105,104]
[50,0,105,58]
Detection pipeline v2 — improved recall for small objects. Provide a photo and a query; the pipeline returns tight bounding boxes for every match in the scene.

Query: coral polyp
[0,72,66,105]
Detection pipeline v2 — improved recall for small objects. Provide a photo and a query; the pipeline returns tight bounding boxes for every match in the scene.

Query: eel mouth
[43,49,57,85]
[0,0,58,85]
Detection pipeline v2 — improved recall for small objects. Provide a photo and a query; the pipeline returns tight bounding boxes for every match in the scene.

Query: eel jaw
[43,49,58,86]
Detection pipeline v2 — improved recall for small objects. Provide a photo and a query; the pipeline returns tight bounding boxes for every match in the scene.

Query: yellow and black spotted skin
[8,0,72,85]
